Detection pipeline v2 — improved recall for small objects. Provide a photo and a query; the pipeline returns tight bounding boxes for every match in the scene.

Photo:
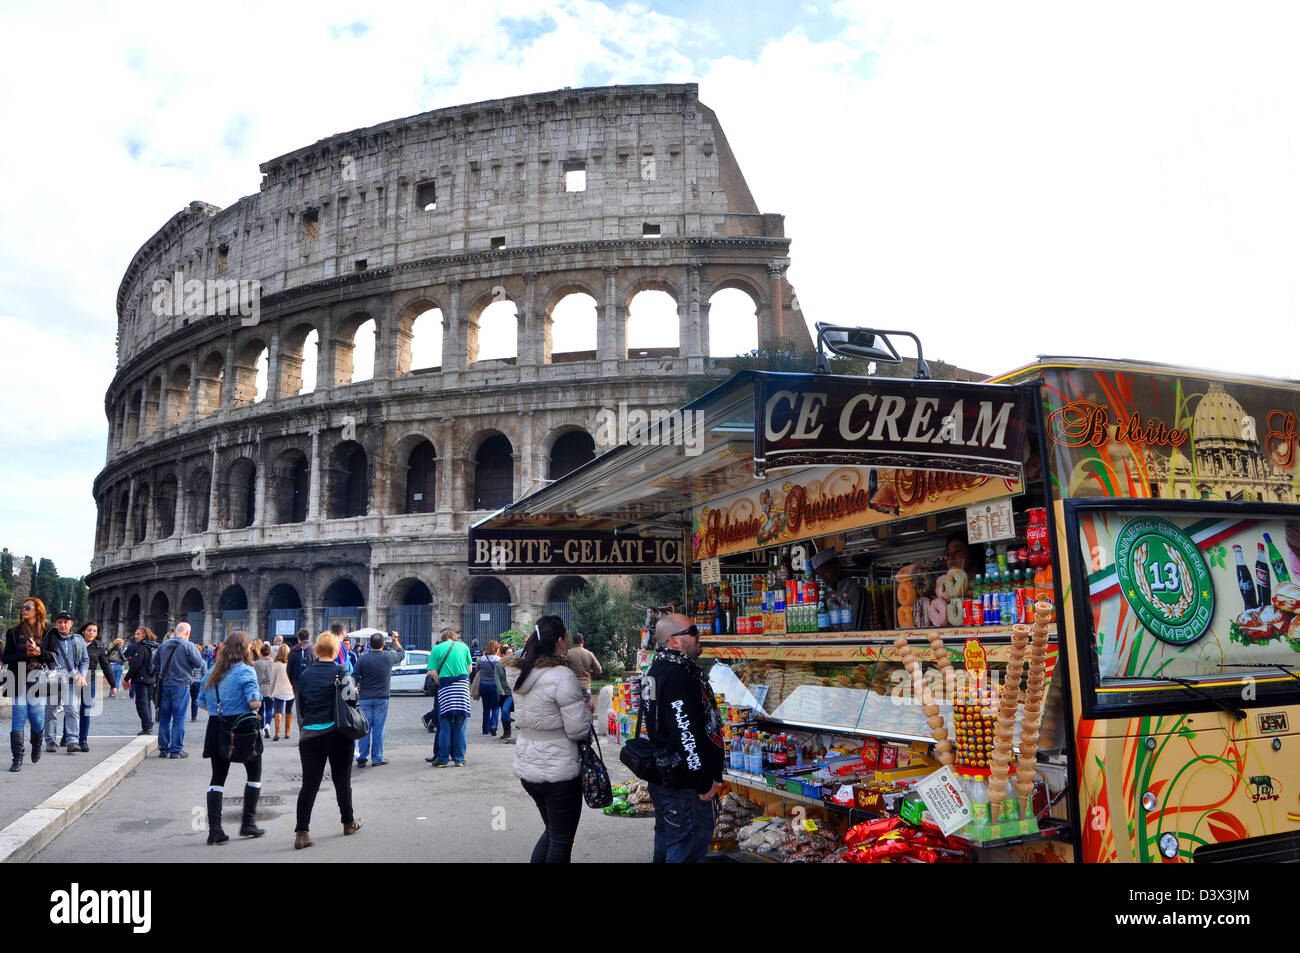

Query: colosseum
[88,82,809,649]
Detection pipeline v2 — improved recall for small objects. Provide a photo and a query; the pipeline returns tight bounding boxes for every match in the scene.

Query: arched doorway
[180,588,206,644]
[473,434,513,510]
[387,578,434,649]
[321,577,365,633]
[147,591,171,636]
[463,577,511,647]
[219,585,249,639]
[265,583,305,643]
[543,576,588,632]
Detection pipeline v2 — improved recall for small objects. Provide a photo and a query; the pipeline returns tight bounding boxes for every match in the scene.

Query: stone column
[135,390,147,444]
[443,280,464,383]
[175,470,188,542]
[766,259,790,346]
[519,411,534,496]
[307,427,323,532]
[599,265,620,373]
[699,301,712,358]
[124,477,137,552]
[157,376,170,433]
[684,264,704,372]
[253,435,266,536]
[222,336,237,407]
[208,445,221,533]
[266,331,282,401]
[188,351,202,419]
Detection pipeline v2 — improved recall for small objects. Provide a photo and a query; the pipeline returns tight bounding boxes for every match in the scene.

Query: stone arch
[625,280,680,357]
[545,285,600,363]
[147,589,171,635]
[185,465,211,534]
[332,310,377,386]
[392,433,437,514]
[144,376,162,435]
[706,285,761,357]
[387,576,434,606]
[220,457,257,529]
[546,427,596,481]
[281,321,320,396]
[180,587,206,642]
[132,481,153,544]
[166,364,191,425]
[197,350,225,416]
[395,298,444,377]
[219,585,248,611]
[467,290,519,364]
[233,336,269,406]
[155,474,179,538]
[327,440,369,519]
[471,430,514,510]
[125,387,142,443]
[264,581,305,642]
[126,594,142,634]
[269,447,310,524]
[463,576,513,644]
[114,487,131,547]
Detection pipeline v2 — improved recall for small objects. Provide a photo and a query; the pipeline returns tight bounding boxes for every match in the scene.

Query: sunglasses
[21,605,35,611]
[669,625,699,639]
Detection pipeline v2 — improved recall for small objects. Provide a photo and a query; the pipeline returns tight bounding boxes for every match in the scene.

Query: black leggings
[209,754,262,787]
[296,731,354,832]
[520,777,583,863]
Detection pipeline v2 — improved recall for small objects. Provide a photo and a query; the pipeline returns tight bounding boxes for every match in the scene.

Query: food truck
[470,351,1300,863]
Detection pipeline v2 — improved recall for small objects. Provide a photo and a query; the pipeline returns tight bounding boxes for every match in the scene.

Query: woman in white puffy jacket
[505,615,591,863]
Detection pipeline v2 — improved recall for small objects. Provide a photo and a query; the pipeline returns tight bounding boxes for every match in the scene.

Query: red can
[971,601,984,626]
[963,599,974,626]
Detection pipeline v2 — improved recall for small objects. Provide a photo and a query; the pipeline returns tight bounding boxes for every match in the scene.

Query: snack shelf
[703,624,1057,646]
[747,714,935,745]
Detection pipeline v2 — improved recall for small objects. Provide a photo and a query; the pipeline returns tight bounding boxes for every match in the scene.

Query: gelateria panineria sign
[692,465,1023,561]
[468,529,685,575]
[753,376,1033,479]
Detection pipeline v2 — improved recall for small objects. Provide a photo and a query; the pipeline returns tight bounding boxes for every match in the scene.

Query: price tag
[915,766,973,836]
[701,557,721,585]
[967,498,1016,543]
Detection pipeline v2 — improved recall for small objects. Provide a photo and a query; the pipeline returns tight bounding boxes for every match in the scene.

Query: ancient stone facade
[88,83,809,646]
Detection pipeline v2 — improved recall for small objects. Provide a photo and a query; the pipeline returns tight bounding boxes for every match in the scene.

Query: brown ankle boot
[294,831,312,850]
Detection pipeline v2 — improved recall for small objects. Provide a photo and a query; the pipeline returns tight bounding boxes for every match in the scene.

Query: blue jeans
[157,683,191,754]
[357,697,389,763]
[649,783,716,863]
[110,663,123,692]
[480,684,500,733]
[78,677,97,746]
[10,699,46,735]
[435,712,468,764]
[501,695,513,725]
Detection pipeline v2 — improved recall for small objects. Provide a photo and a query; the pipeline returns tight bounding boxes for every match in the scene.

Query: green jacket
[427,640,472,678]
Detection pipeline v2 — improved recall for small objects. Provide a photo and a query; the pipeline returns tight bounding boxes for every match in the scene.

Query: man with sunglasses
[643,613,725,863]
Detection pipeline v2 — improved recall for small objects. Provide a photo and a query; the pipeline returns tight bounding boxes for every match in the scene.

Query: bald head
[653,613,692,649]
[175,622,191,640]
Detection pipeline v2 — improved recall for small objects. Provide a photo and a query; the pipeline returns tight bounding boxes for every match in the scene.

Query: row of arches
[108,283,763,454]
[95,426,597,552]
[91,574,587,649]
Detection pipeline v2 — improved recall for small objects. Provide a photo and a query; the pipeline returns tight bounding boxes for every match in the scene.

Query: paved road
[31,694,655,863]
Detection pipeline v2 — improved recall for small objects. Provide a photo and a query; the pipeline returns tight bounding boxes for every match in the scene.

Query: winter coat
[508,655,590,784]
[2,625,56,684]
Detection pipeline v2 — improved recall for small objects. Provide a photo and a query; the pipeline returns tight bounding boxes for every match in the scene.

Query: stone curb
[0,735,157,863]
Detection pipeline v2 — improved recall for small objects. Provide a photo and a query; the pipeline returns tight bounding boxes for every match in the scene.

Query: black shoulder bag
[216,682,263,763]
[618,678,661,784]
[334,670,369,741]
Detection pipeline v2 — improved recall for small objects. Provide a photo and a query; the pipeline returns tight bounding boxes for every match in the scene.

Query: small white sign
[479,613,491,622]
[967,498,1016,544]
[701,557,721,585]
[916,766,973,836]
[274,620,296,636]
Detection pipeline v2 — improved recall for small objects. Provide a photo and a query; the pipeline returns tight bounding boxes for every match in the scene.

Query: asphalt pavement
[30,693,655,863]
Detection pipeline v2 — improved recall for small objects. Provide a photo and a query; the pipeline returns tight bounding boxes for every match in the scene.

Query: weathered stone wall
[89,83,809,644]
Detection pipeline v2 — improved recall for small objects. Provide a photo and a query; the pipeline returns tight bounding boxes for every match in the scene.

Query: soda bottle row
[1234,533,1292,611]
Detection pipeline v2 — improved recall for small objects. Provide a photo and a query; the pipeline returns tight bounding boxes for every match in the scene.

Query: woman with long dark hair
[76,622,111,753]
[197,630,265,845]
[506,615,591,862]
[2,597,55,772]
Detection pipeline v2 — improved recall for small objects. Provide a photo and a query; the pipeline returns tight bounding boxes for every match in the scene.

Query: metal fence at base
[387,605,433,650]
[462,603,511,646]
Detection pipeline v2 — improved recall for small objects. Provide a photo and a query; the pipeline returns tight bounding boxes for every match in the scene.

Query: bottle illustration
[1234,545,1258,611]
[1256,542,1271,608]
[1265,533,1291,584]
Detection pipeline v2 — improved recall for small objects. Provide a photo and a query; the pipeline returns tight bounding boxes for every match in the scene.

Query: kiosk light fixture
[814,323,931,380]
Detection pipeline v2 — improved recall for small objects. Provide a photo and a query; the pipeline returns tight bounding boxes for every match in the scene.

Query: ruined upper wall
[114,83,778,367]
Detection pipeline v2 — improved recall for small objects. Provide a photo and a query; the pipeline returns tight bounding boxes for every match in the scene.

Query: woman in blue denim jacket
[198,630,265,845]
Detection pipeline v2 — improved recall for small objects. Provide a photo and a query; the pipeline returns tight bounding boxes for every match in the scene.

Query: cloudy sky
[2,0,1299,580]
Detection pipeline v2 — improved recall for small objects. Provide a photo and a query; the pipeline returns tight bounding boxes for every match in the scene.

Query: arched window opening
[186,467,211,534]
[233,340,268,406]
[133,484,152,544]
[404,440,437,514]
[351,318,376,383]
[271,450,310,524]
[707,287,760,357]
[409,309,443,373]
[473,301,518,364]
[549,431,595,481]
[155,476,178,539]
[198,352,225,416]
[627,289,679,358]
[166,365,191,425]
[549,293,598,363]
[222,459,257,529]
[473,434,513,510]
[147,591,170,637]
[328,441,369,519]
[180,588,206,643]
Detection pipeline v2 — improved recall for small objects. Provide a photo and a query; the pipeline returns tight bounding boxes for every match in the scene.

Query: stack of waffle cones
[988,624,1028,821]
[1015,601,1053,815]
[894,634,953,766]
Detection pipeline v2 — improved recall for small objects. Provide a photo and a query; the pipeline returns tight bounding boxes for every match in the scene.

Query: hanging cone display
[1015,602,1054,815]
[989,624,1029,822]
[895,634,953,766]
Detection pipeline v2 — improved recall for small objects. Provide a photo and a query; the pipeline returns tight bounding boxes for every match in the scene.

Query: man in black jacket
[644,613,724,863]
[285,629,314,740]
[123,629,158,735]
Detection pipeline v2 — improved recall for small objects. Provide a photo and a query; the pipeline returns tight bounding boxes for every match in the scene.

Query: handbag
[422,672,437,696]
[579,729,614,809]
[618,682,661,784]
[216,688,263,763]
[334,671,369,741]
[470,668,481,701]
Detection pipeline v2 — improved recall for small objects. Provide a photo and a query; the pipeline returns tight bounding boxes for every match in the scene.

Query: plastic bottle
[967,776,990,825]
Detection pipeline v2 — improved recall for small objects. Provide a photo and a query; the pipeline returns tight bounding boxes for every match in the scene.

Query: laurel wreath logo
[1132,541,1195,622]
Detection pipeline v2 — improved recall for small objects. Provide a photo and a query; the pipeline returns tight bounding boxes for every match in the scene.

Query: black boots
[30,731,42,763]
[239,785,264,837]
[501,722,512,741]
[206,790,229,845]
[9,731,22,772]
